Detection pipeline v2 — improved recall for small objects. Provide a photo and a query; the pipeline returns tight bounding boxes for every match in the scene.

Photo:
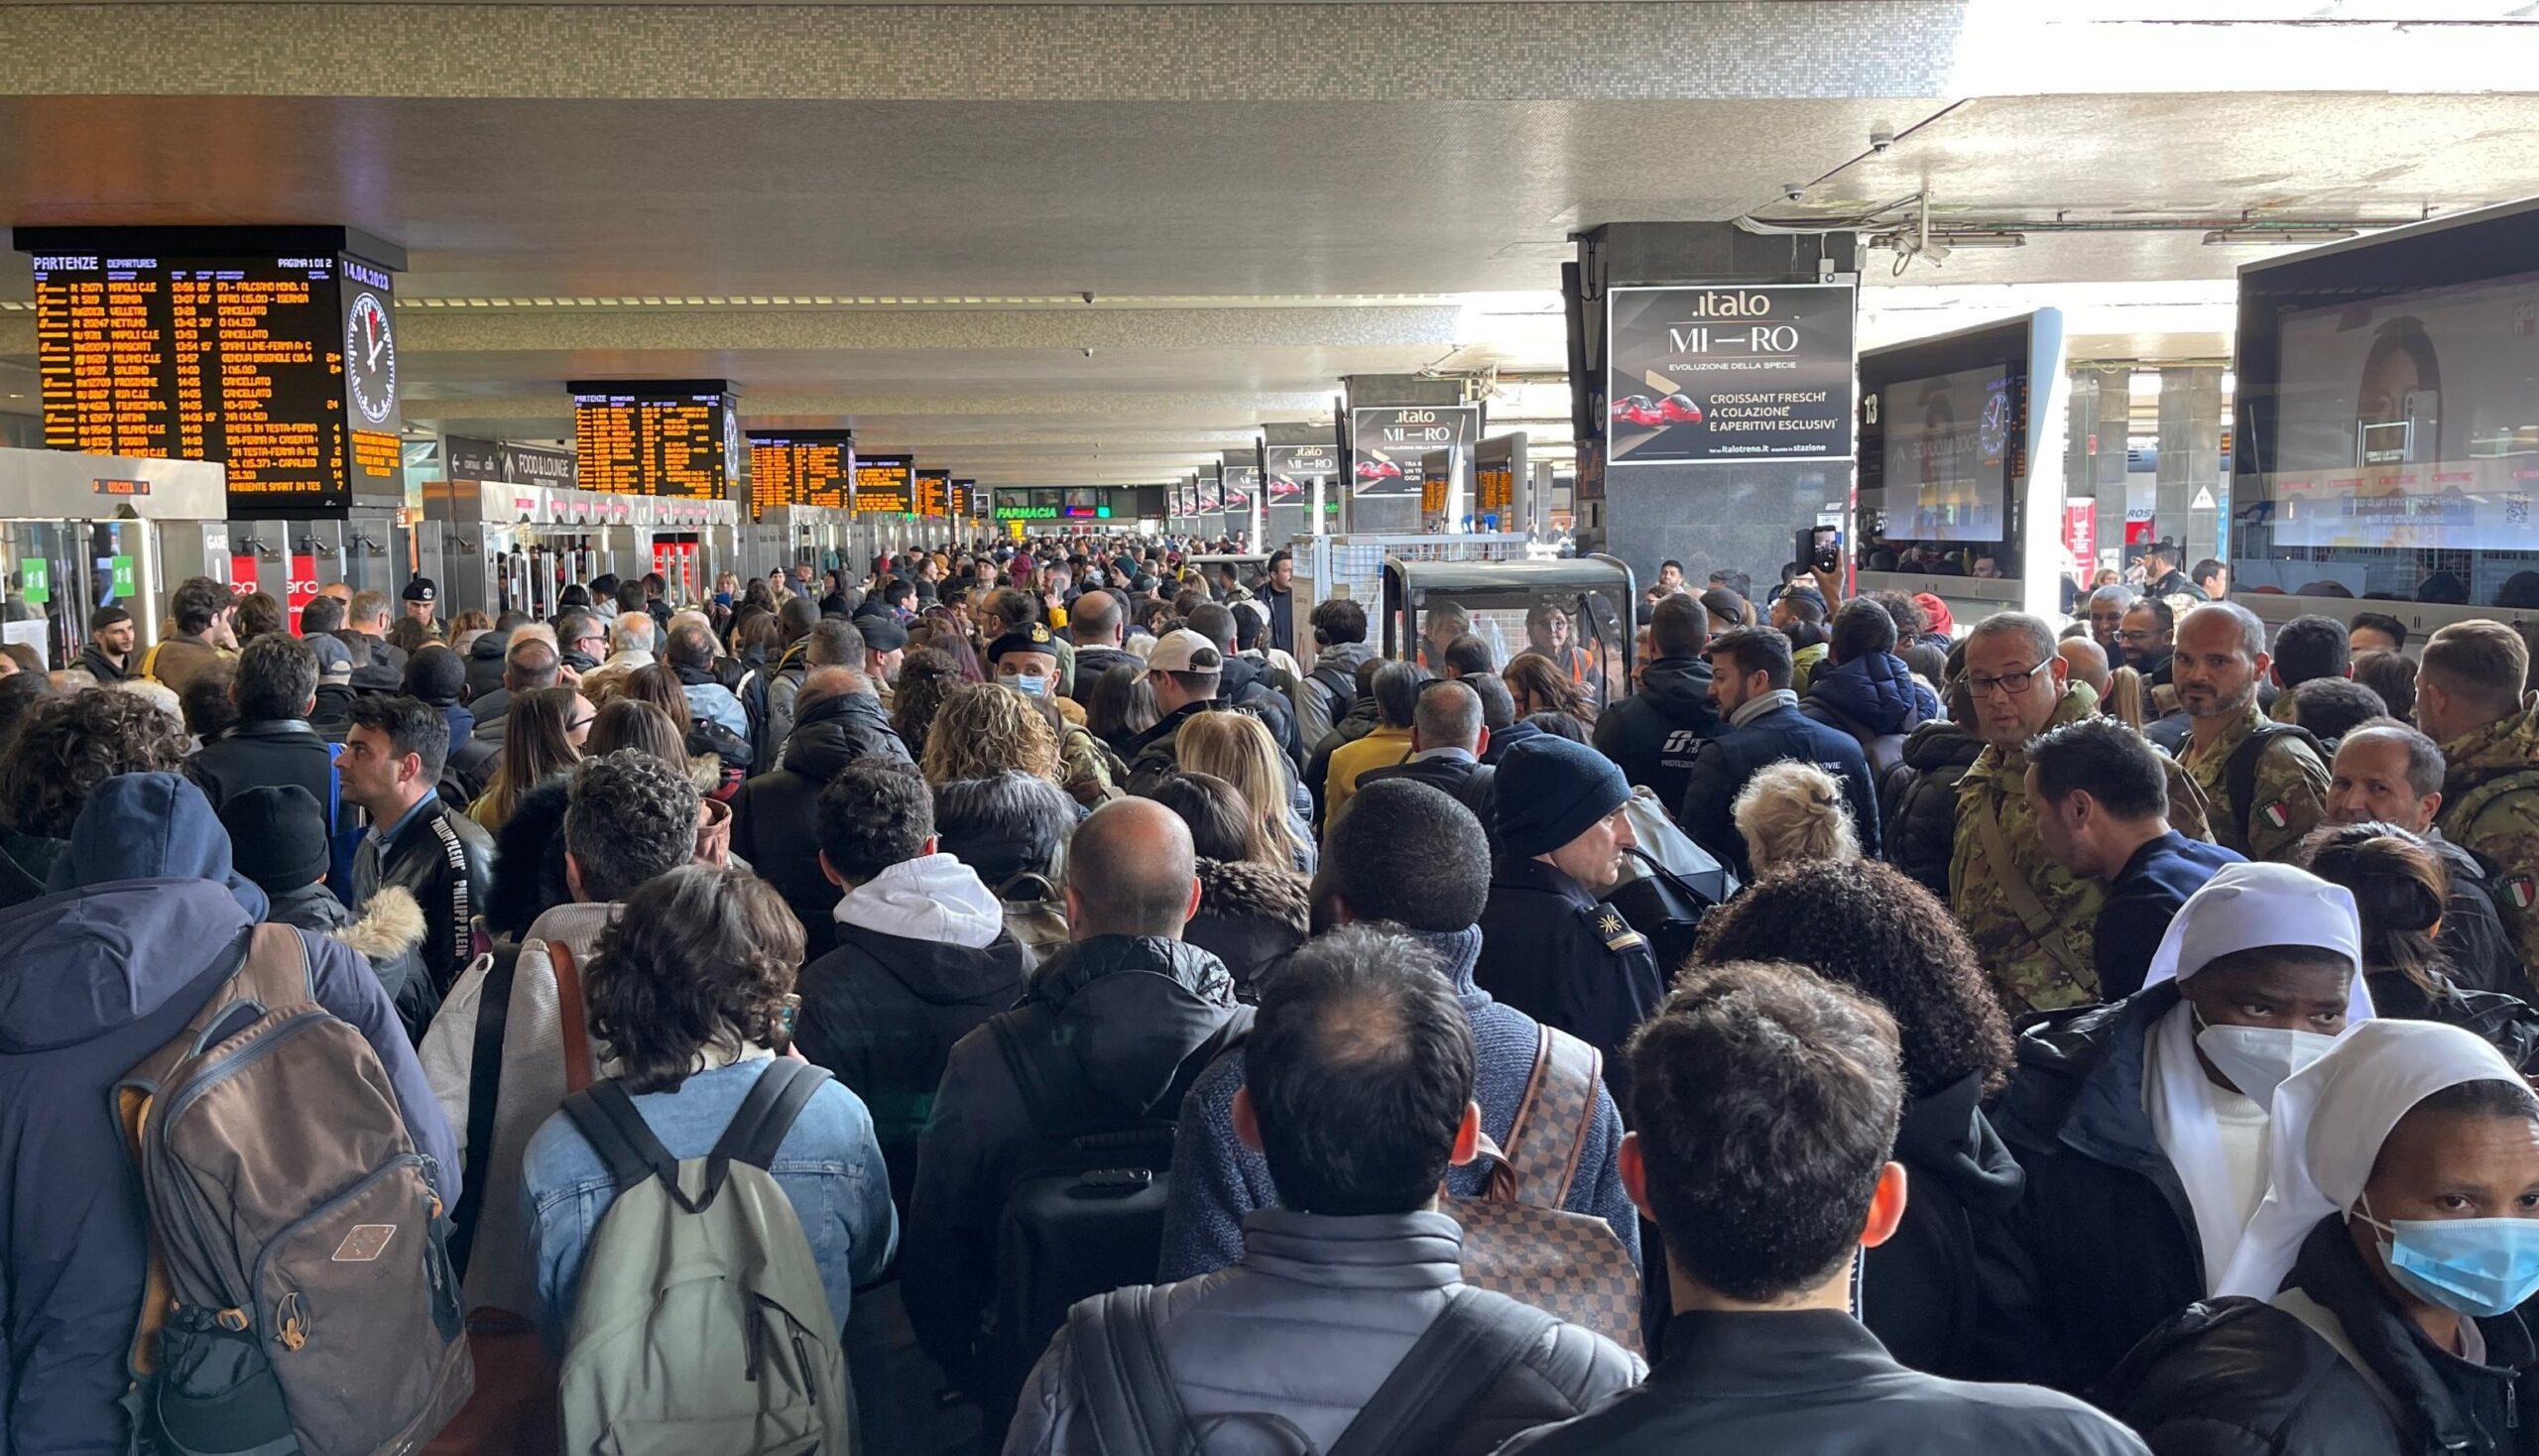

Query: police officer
[1952,613,2216,1015]
[2420,619,2539,971]
[1474,735,1662,1106]
[401,575,438,635]
[2173,602,2330,863]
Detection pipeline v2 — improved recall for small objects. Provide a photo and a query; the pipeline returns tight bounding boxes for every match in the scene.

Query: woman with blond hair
[1731,759,1861,877]
[1171,709,1315,874]
[2102,663,2148,730]
[919,681,1061,787]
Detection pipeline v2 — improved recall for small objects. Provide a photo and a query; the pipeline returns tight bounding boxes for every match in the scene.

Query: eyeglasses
[566,717,595,734]
[1967,662,2046,698]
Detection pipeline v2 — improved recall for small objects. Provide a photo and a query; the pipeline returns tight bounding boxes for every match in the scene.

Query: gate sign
[1350,405,1479,499]
[1605,283,1854,465]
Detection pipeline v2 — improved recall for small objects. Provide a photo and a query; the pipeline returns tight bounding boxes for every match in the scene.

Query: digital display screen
[2265,269,2539,550]
[854,454,913,514]
[1477,462,1514,514]
[572,382,733,499]
[30,251,402,511]
[746,430,852,515]
[915,468,950,519]
[1874,364,2015,543]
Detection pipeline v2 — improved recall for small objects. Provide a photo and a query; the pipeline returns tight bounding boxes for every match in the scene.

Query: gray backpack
[556,1059,854,1455]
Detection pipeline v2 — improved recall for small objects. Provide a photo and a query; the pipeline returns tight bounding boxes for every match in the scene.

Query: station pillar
[2156,364,2228,572]
[1564,223,1862,596]
[2065,363,2132,581]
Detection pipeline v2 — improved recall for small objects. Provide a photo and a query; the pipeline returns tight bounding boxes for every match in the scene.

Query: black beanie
[218,785,332,894]
[1494,736,1632,858]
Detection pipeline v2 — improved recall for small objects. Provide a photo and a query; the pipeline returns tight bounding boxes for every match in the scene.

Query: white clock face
[346,291,397,425]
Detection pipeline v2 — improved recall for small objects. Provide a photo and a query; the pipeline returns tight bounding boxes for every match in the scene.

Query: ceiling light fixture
[2201,226,2359,247]
[1931,230,2027,251]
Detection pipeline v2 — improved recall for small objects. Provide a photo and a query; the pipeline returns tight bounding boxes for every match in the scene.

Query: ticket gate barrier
[0,445,229,667]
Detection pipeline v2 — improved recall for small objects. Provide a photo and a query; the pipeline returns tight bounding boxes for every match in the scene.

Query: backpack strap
[709,1058,832,1172]
[1499,1026,1602,1209]
[1970,795,2090,986]
[2225,720,2326,846]
[561,1080,700,1208]
[448,942,522,1279]
[1065,1285,1193,1455]
[1324,1288,1557,1456]
[550,940,594,1094]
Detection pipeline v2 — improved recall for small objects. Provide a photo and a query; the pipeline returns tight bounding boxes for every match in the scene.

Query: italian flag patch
[2509,875,2537,911]
[2261,800,2291,830]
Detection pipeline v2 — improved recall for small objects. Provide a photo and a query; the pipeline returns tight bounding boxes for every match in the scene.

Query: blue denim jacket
[522,1055,900,1350]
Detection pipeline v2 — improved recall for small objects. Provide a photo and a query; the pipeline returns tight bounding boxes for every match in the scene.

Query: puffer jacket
[904,935,1252,1407]
[1591,655,1723,811]
[1183,856,1310,998]
[1802,652,1938,792]
[1880,718,1985,900]
[1008,1210,1643,1456]
[729,687,912,961]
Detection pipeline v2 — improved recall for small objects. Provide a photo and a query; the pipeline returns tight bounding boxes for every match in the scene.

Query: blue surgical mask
[2354,1196,2539,1319]
[1001,671,1047,698]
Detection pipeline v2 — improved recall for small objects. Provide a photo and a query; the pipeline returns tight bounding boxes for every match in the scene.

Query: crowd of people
[9,537,2539,1455]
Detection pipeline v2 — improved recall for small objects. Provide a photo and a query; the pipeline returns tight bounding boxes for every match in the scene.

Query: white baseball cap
[1137,628,1223,679]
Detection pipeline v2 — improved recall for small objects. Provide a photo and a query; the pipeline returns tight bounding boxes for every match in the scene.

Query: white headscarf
[2216,1020,2524,1300]
[2138,862,2374,1291]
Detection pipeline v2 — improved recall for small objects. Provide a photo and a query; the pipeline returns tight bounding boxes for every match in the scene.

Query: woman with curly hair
[1690,857,2019,1381]
[889,648,965,760]
[920,681,1060,787]
[520,863,897,1347]
[0,688,186,908]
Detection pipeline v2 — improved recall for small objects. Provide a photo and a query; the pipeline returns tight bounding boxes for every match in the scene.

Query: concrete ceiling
[0,8,2534,485]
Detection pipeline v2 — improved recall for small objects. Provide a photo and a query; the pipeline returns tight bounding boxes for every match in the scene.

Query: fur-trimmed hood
[1193,856,1310,933]
[334,883,425,963]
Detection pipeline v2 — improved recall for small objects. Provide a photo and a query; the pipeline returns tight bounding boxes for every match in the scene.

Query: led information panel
[17,227,408,514]
[854,454,914,514]
[569,379,734,499]
[915,468,950,519]
[746,429,853,515]
[950,477,978,521]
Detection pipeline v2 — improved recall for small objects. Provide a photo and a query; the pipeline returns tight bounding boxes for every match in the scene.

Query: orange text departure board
[746,430,853,517]
[915,467,950,519]
[569,380,734,499]
[27,249,405,512]
[853,454,913,514]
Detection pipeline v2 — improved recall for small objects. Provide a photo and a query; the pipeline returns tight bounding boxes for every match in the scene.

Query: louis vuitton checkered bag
[1444,1025,1643,1353]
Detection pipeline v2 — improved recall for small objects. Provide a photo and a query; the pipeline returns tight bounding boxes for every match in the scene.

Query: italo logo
[1676,291,1773,318]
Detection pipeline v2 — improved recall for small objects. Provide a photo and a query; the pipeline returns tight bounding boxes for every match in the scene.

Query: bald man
[904,795,1253,1420]
[1069,587,1141,686]
[2057,637,2111,700]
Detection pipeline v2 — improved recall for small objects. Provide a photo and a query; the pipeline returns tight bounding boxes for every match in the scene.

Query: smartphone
[1797,526,1842,575]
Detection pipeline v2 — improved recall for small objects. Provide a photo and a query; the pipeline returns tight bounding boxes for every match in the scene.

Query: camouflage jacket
[2180,701,2332,863]
[2439,704,2539,970]
[1952,684,2214,1015]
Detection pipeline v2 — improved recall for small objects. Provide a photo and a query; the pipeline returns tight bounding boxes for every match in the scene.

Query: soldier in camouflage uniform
[2173,602,2330,863]
[2420,619,2539,970]
[1950,613,2213,1015]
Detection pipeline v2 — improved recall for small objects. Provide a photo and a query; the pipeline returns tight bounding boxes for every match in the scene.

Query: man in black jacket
[1592,592,1720,809]
[1357,678,1496,844]
[1677,626,1880,883]
[77,605,134,683]
[1502,961,2144,1456]
[1066,588,1140,689]
[797,760,1030,1214]
[905,798,1251,1429]
[729,666,911,962]
[341,694,493,1029]
[1187,602,1302,766]
[186,632,338,823]
[1123,629,1225,792]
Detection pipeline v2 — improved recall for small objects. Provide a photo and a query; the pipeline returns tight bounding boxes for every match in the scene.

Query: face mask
[2355,1196,2539,1319]
[1001,671,1047,698]
[2193,1009,2337,1107]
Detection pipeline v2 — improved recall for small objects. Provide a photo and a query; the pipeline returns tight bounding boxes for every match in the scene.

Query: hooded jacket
[0,777,457,1452]
[1304,690,1384,827]
[1216,655,1303,766]
[904,935,1252,1399]
[351,789,494,1032]
[1802,652,1938,790]
[1989,984,2207,1394]
[1158,924,1638,1283]
[1293,639,1377,748]
[795,854,1030,1214]
[1590,655,1723,811]
[75,640,131,684]
[1872,1072,2032,1382]
[729,687,912,962]
[1182,856,1310,998]
[462,630,508,705]
[2106,1215,2533,1456]
[1880,717,1986,900]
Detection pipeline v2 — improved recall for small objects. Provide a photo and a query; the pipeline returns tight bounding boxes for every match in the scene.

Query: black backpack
[2223,720,2329,847]
[1306,664,1359,725]
[977,1004,1222,1421]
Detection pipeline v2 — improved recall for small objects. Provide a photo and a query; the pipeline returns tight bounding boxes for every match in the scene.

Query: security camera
[1870,127,1895,154]
[1780,182,1807,203]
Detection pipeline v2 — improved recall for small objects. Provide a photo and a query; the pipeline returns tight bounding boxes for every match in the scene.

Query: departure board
[951,477,977,521]
[746,429,853,516]
[915,468,950,519]
[23,243,405,513]
[854,454,913,514]
[569,379,734,499]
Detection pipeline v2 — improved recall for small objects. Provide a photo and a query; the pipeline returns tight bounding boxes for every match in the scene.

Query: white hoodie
[833,852,1006,949]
